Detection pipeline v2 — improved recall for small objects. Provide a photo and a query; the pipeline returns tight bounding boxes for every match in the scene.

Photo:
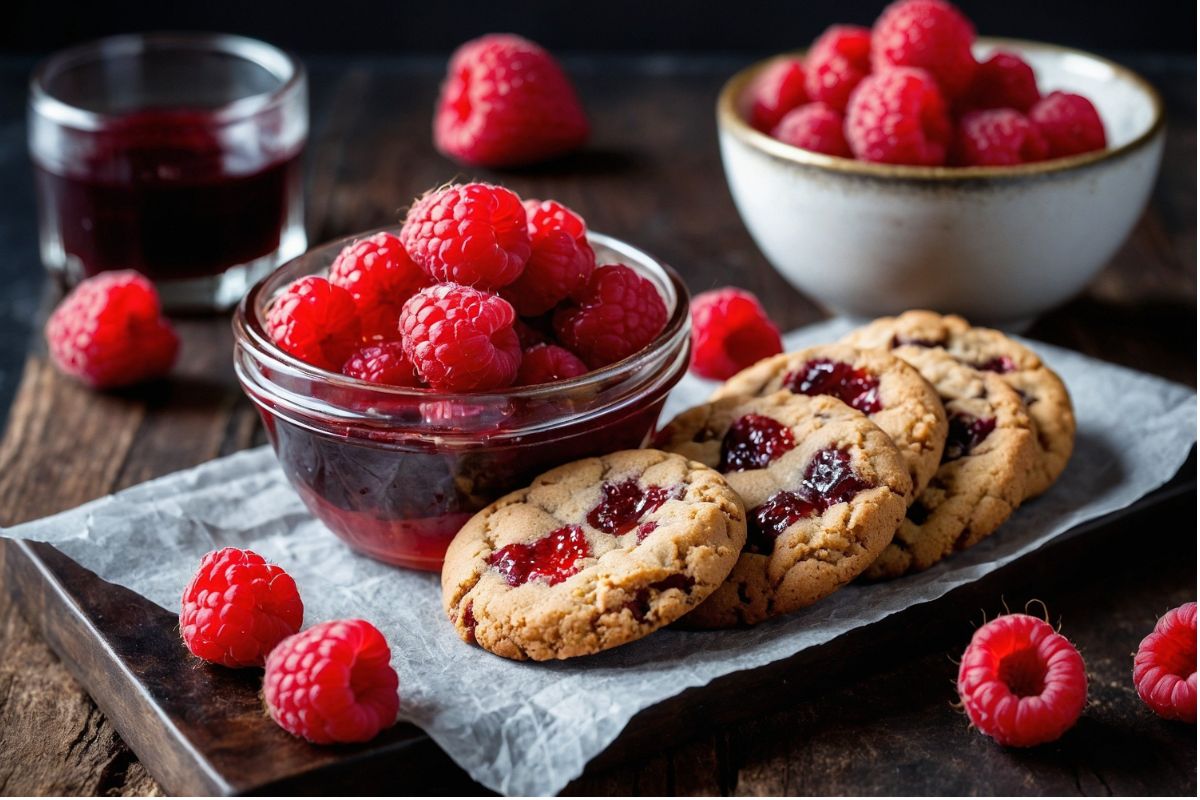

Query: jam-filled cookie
[441,449,746,660]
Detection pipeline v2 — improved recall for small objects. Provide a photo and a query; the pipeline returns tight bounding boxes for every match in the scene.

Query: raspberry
[872,0,977,100]
[957,613,1088,747]
[961,51,1040,113]
[1029,92,1107,159]
[263,619,399,744]
[179,547,303,669]
[1133,602,1197,723]
[771,103,852,157]
[342,341,423,387]
[846,67,952,166]
[514,317,550,349]
[400,183,531,289]
[953,109,1048,167]
[515,343,589,386]
[501,199,595,316]
[689,287,783,380]
[45,270,179,389]
[266,276,362,371]
[553,264,668,369]
[399,284,521,391]
[328,232,428,340]
[805,25,872,112]
[747,58,808,133]
[434,34,589,168]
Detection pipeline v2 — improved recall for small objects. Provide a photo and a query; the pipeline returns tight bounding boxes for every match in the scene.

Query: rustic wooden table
[0,54,1195,796]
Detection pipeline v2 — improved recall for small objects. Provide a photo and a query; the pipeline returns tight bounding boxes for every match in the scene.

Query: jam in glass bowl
[233,230,691,571]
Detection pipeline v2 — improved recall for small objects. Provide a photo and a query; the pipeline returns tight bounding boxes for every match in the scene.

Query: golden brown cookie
[862,347,1038,580]
[657,392,910,627]
[712,344,947,502]
[441,449,746,660]
[843,310,1074,498]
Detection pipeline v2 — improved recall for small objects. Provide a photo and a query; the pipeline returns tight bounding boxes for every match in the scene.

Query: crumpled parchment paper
[4,318,1195,795]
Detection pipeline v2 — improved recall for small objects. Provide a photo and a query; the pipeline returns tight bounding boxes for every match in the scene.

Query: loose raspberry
[553,264,668,369]
[961,51,1040,113]
[1029,91,1107,159]
[771,103,852,157]
[179,547,303,669]
[400,183,531,289]
[263,619,399,744]
[1133,602,1196,723]
[515,343,589,386]
[747,58,808,133]
[342,341,423,387]
[846,67,952,166]
[266,276,362,371]
[399,284,521,391]
[501,199,595,316]
[434,34,589,168]
[45,270,179,389]
[952,109,1048,166]
[689,287,783,380]
[805,25,872,112]
[328,232,428,340]
[872,0,977,100]
[957,613,1088,747]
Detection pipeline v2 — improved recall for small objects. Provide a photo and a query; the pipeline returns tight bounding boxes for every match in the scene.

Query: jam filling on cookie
[624,574,696,622]
[977,356,1017,374]
[783,359,883,414]
[718,414,796,472]
[489,524,591,586]
[943,413,997,462]
[746,447,872,552]
[587,479,681,535]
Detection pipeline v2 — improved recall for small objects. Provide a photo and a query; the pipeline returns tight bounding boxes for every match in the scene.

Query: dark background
[0,0,1195,428]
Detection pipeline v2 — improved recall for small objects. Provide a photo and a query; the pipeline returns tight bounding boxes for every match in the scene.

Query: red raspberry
[400,183,531,289]
[805,25,872,112]
[846,67,952,166]
[1133,602,1197,723]
[747,57,808,133]
[45,270,179,389]
[342,341,423,387]
[179,547,303,669]
[957,613,1088,747]
[1029,91,1107,159]
[872,0,977,100]
[399,284,521,391]
[514,317,550,349]
[553,264,668,369]
[952,109,1048,166]
[263,619,399,744]
[515,343,589,386]
[771,103,852,157]
[689,287,783,380]
[266,276,362,371]
[434,34,589,168]
[501,199,596,316]
[329,232,428,340]
[961,51,1040,113]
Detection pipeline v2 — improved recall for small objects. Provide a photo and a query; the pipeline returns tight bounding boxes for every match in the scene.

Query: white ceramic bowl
[717,38,1165,326]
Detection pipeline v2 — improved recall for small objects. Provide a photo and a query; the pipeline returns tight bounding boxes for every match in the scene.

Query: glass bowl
[233,229,691,571]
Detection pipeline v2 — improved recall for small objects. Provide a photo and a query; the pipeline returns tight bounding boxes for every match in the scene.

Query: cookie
[441,449,746,660]
[657,392,910,627]
[712,344,948,502]
[862,347,1038,580]
[842,310,1074,498]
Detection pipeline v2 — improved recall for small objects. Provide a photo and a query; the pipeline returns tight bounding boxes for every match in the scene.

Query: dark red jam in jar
[235,230,690,571]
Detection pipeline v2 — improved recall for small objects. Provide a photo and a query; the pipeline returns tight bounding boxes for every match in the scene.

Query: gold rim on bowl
[716,36,1165,183]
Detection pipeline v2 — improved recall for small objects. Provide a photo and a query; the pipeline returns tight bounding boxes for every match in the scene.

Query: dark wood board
[0,54,1195,796]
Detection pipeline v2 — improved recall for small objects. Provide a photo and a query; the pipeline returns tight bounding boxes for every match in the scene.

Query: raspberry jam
[489,525,591,587]
[748,448,871,552]
[943,413,997,461]
[719,414,796,472]
[587,480,679,535]
[977,356,1018,374]
[783,359,882,414]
